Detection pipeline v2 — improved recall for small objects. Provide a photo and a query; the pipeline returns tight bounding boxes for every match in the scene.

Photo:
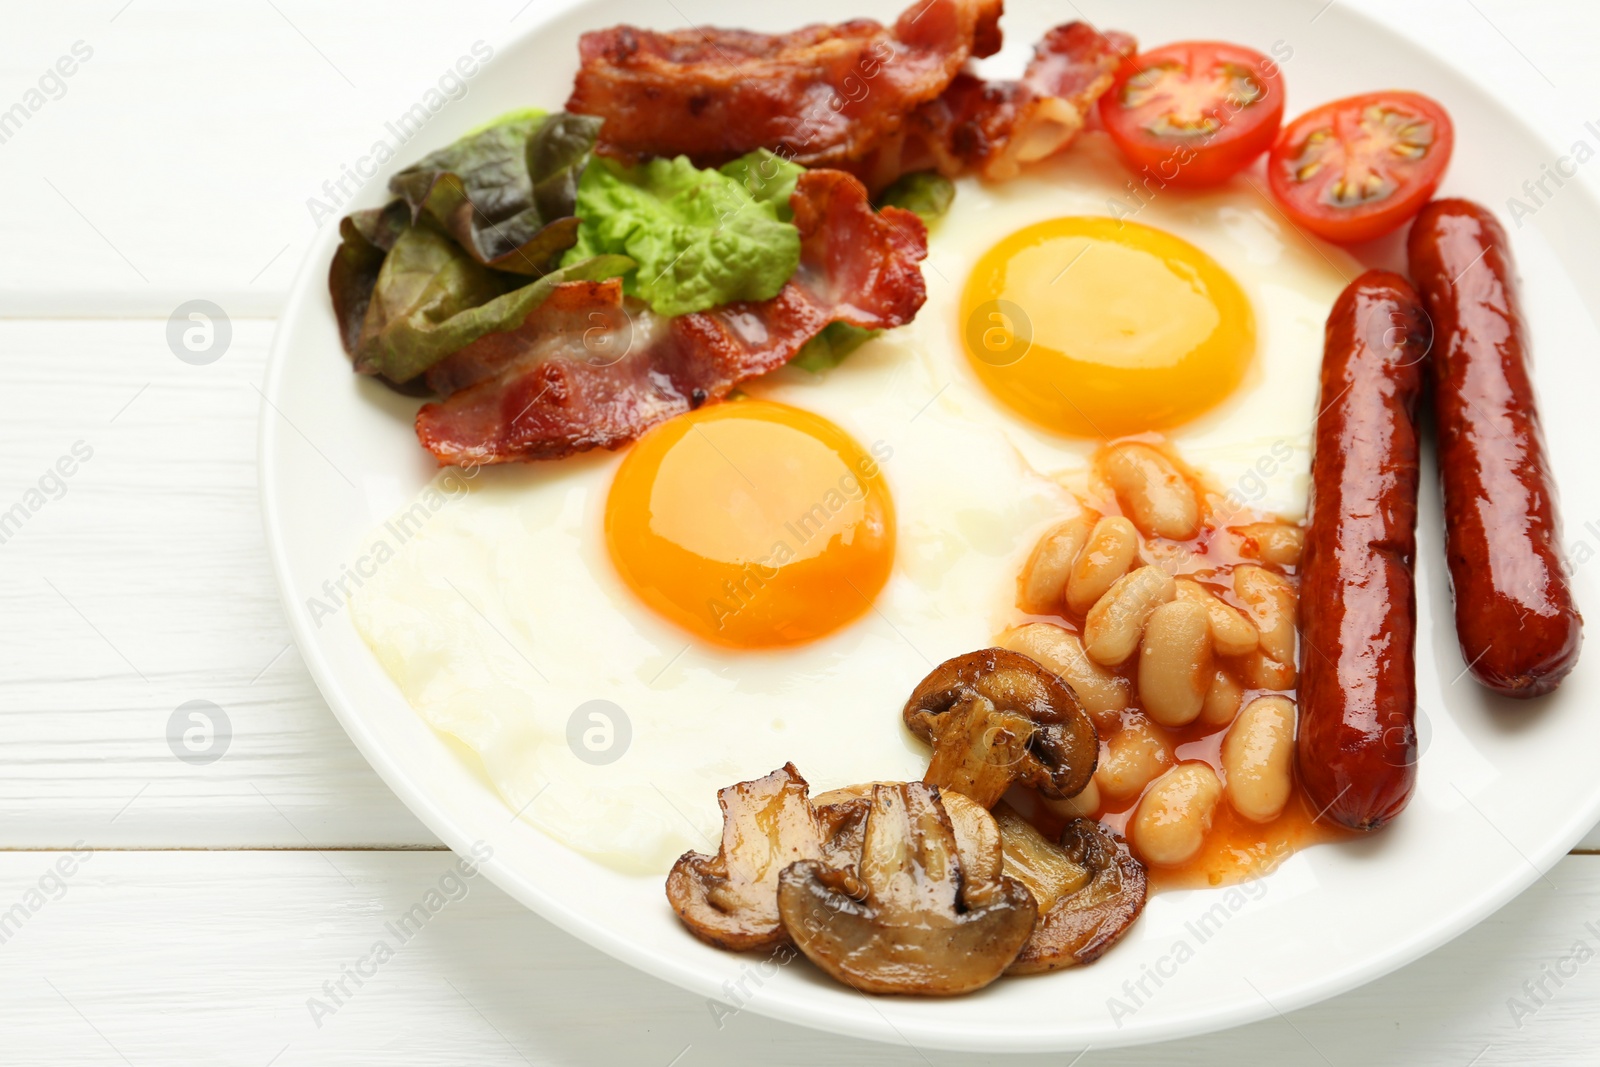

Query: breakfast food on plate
[998,440,1325,881]
[329,0,1583,1001]
[1295,272,1430,831]
[346,331,1079,874]
[604,400,896,647]
[1408,200,1584,697]
[335,131,932,463]
[902,647,1098,807]
[866,21,1131,186]
[994,806,1147,973]
[666,651,1150,993]
[1097,40,1286,187]
[778,781,1039,994]
[667,768,1043,994]
[665,763,828,951]
[959,215,1256,437]
[1267,91,1454,244]
[414,169,928,464]
[566,0,1134,189]
[565,0,1006,169]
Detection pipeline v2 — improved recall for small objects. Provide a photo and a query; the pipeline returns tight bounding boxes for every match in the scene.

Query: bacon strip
[850,22,1135,187]
[414,170,928,465]
[565,0,1002,169]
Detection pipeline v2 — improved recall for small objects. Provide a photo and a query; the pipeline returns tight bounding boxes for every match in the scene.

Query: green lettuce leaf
[352,219,632,385]
[329,200,411,358]
[389,109,601,275]
[718,149,805,221]
[876,170,956,221]
[561,151,803,317]
[790,321,880,373]
[330,109,616,388]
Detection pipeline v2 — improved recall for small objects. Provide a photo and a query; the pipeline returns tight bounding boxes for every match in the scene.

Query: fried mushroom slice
[666,763,824,951]
[811,783,885,868]
[776,783,1037,995]
[904,648,1098,808]
[814,783,998,884]
[992,805,1147,974]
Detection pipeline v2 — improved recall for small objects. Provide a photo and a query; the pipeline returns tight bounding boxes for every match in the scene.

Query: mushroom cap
[904,647,1098,807]
[665,763,825,951]
[993,807,1148,974]
[776,782,1037,995]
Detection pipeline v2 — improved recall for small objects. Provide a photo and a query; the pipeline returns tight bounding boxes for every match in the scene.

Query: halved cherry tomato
[1098,41,1286,187]
[1267,91,1454,244]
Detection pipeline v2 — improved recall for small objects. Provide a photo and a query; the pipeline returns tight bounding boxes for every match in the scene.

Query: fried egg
[913,130,1359,517]
[351,344,1072,872]
[962,215,1255,439]
[351,130,1357,872]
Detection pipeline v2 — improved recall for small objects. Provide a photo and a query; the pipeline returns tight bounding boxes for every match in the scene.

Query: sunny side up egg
[349,130,1359,873]
[605,401,895,649]
[350,346,1071,873]
[962,215,1255,439]
[921,131,1360,517]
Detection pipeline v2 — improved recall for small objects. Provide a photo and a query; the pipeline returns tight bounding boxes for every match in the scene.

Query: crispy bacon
[421,279,630,399]
[565,0,1002,168]
[414,170,927,465]
[850,22,1135,187]
[567,2,1131,190]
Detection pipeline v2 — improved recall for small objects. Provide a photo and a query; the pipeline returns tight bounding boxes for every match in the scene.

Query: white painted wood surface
[1,319,433,848]
[4,849,1600,1065]
[4,0,1600,1062]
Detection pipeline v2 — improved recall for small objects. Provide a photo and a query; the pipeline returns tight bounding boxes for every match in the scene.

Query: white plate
[261,0,1600,1051]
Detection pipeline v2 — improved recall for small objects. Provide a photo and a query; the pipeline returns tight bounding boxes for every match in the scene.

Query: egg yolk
[960,216,1254,438]
[605,400,895,649]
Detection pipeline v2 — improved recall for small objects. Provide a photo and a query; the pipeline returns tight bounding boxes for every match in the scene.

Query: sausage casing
[1297,271,1429,831]
[1407,199,1582,697]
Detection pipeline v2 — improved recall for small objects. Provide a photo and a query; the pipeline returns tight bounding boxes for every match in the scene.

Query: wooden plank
[1,848,1597,1064]
[0,0,543,316]
[0,319,433,847]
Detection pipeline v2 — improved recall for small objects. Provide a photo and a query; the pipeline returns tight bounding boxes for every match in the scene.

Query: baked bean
[1102,442,1202,540]
[1018,514,1096,614]
[1235,522,1305,567]
[1040,776,1101,820]
[1199,668,1244,728]
[1221,696,1295,823]
[1138,601,1213,727]
[1242,649,1297,690]
[1066,516,1140,615]
[1095,721,1171,801]
[998,623,1130,730]
[1083,565,1177,667]
[1234,565,1298,668]
[1175,577,1259,658]
[1130,763,1223,867]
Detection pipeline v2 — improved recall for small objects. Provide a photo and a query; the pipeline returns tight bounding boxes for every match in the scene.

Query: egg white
[351,132,1356,872]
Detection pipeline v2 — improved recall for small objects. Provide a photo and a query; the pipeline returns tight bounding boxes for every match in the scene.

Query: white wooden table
[5,1,1599,1062]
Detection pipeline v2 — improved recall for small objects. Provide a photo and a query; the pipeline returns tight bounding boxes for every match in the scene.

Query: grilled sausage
[1407,199,1582,698]
[1297,271,1429,831]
